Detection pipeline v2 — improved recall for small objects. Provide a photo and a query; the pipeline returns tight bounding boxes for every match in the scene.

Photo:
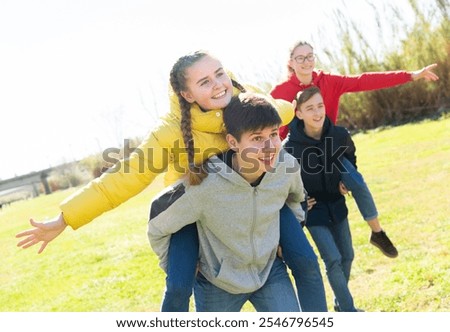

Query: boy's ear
[180,90,195,103]
[291,99,297,110]
[226,133,238,150]
[295,109,303,120]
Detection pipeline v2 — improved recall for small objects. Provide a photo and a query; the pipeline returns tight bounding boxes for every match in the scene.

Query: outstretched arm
[411,63,439,82]
[330,63,439,95]
[16,213,67,254]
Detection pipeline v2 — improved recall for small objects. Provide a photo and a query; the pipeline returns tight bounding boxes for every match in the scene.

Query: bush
[321,0,449,130]
[47,163,92,191]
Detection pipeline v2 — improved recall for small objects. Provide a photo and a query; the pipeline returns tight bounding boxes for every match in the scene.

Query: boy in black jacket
[284,86,361,312]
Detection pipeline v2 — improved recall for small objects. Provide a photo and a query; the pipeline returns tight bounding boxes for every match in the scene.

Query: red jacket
[271,70,412,140]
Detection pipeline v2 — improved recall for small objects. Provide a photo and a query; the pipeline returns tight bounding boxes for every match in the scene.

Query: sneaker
[370,230,398,258]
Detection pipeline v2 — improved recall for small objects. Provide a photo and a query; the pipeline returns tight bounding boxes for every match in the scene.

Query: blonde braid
[180,96,207,185]
[170,51,209,185]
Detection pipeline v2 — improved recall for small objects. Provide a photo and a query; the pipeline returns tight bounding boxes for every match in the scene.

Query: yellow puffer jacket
[60,84,294,229]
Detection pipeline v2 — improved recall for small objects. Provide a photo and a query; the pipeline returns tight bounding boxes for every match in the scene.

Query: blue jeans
[341,158,378,221]
[279,205,328,312]
[307,218,356,312]
[194,258,300,312]
[161,223,198,312]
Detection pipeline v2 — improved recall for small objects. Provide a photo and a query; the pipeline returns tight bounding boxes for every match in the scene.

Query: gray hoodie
[147,149,305,294]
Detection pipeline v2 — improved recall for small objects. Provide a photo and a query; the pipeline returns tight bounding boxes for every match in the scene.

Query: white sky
[0,0,418,179]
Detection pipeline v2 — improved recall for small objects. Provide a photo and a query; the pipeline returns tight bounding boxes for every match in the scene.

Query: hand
[277,246,283,259]
[411,64,439,82]
[16,213,67,254]
[339,181,349,195]
[307,197,316,211]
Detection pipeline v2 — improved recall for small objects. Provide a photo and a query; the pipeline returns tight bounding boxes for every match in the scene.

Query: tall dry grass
[320,0,449,130]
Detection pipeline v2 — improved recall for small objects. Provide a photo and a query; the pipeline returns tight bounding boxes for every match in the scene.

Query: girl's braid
[169,51,208,185]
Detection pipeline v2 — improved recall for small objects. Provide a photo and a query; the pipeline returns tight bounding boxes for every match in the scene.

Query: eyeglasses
[293,54,315,64]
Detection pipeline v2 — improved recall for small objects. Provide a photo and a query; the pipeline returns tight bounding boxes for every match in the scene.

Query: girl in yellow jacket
[16,51,327,312]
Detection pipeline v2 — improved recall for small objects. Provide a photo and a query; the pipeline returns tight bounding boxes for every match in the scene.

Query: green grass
[1,116,449,312]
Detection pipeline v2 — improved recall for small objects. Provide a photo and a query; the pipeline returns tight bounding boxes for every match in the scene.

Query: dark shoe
[334,305,364,312]
[370,230,398,258]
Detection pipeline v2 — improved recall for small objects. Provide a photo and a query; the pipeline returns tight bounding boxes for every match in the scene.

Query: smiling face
[227,125,281,182]
[180,55,233,110]
[288,44,316,79]
[295,92,326,139]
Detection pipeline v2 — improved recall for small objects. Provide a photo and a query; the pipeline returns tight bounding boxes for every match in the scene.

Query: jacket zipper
[249,187,258,285]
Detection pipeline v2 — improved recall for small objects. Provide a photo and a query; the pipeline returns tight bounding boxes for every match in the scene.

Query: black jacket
[284,117,357,227]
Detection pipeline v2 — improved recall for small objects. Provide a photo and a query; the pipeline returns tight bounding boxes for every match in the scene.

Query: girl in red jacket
[271,41,439,258]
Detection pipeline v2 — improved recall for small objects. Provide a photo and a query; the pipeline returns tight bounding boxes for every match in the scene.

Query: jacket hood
[205,149,285,187]
[288,70,325,88]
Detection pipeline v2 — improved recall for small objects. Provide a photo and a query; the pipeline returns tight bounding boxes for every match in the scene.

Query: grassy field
[1,116,449,312]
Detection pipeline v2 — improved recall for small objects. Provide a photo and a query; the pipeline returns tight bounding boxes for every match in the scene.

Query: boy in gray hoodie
[148,92,305,312]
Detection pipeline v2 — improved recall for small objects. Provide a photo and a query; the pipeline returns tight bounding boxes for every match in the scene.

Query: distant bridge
[0,162,82,209]
[0,169,53,207]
